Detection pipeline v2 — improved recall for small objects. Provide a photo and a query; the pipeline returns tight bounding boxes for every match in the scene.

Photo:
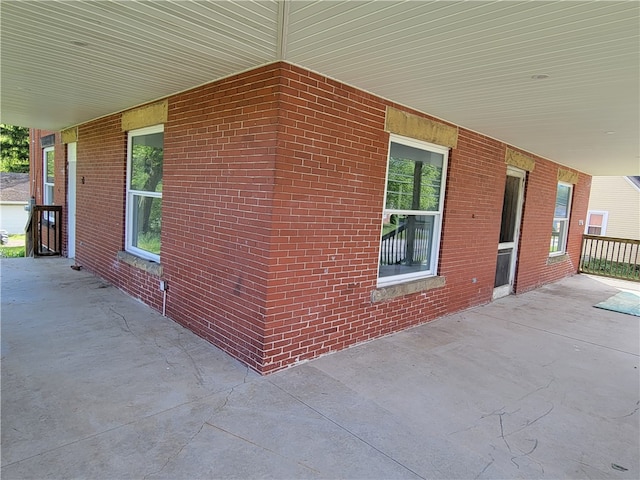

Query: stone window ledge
[117,251,163,276]
[372,276,446,303]
[547,254,569,265]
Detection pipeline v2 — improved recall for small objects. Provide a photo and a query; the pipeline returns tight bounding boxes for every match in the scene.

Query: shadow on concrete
[2,258,638,479]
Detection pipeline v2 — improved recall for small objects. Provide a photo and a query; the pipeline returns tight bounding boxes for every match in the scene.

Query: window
[550,182,573,255]
[585,210,608,236]
[43,147,55,205]
[126,125,164,262]
[379,135,448,285]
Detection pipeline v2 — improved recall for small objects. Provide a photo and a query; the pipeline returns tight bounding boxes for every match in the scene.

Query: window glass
[379,137,448,285]
[380,214,434,278]
[43,147,55,205]
[130,132,164,192]
[126,126,164,261]
[586,211,607,236]
[550,183,572,255]
[131,195,161,255]
[386,142,443,211]
[554,184,571,217]
[46,149,55,184]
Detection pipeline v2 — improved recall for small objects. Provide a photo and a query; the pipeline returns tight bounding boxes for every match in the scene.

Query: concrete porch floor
[1,258,638,479]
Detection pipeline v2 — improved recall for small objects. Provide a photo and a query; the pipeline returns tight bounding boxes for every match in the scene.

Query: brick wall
[29,129,69,254]
[515,160,589,292]
[71,65,281,371]
[44,62,590,374]
[260,64,590,372]
[161,65,280,369]
[29,129,58,205]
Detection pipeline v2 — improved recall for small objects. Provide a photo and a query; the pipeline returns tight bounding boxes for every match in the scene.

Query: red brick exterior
[29,129,70,256]
[32,62,591,373]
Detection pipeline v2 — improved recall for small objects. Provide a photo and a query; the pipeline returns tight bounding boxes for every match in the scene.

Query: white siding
[588,177,640,240]
[0,202,29,234]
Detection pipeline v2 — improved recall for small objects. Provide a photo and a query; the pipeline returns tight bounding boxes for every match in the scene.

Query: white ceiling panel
[1,0,638,175]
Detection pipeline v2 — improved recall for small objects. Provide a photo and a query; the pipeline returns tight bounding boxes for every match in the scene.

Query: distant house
[587,177,640,240]
[0,172,30,234]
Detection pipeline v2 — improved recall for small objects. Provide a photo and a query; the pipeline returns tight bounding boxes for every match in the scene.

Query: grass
[137,232,161,255]
[0,234,26,258]
[580,257,640,281]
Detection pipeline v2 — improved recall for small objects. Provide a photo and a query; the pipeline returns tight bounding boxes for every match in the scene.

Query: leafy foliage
[385,156,441,211]
[581,258,640,281]
[0,234,25,258]
[0,124,29,173]
[131,144,163,192]
[130,135,163,255]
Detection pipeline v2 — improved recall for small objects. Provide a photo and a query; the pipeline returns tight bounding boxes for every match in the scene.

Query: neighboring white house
[587,176,640,240]
[0,172,30,234]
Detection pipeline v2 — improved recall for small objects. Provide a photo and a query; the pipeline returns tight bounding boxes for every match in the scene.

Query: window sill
[117,251,163,276]
[372,275,446,303]
[547,253,569,265]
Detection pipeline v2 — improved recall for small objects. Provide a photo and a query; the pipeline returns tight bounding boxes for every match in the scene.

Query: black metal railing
[380,222,430,266]
[26,205,63,257]
[579,234,639,282]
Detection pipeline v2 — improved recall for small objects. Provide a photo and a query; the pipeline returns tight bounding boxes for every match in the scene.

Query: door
[493,167,525,299]
[67,143,77,258]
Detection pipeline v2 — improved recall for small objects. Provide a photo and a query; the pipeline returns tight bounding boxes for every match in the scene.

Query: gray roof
[0,173,30,202]
[627,176,640,190]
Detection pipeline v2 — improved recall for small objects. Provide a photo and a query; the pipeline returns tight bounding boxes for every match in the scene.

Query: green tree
[0,124,30,173]
[385,156,441,211]
[131,143,163,235]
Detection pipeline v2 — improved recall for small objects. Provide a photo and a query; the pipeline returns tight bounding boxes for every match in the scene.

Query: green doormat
[594,291,640,317]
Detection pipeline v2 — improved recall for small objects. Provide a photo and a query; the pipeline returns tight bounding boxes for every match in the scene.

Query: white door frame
[493,166,526,300]
[67,143,77,258]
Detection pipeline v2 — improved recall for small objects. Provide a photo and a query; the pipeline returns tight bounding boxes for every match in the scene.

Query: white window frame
[378,134,449,287]
[43,146,55,205]
[126,125,164,262]
[550,182,573,256]
[585,210,608,236]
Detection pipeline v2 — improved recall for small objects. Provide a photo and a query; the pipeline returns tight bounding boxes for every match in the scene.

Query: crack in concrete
[108,306,137,339]
[474,454,494,479]
[573,458,608,477]
[174,338,204,386]
[613,400,639,419]
[142,421,207,480]
[142,383,244,479]
[480,401,553,475]
[516,378,555,402]
[143,373,311,480]
[203,421,323,475]
[267,380,426,480]
[510,438,539,469]
[498,413,513,454]
[506,403,555,437]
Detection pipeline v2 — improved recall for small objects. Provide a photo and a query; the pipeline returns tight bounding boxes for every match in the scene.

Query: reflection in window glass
[46,149,55,184]
[380,137,448,285]
[550,183,572,255]
[131,195,161,255]
[43,147,55,205]
[130,132,164,192]
[385,142,443,211]
[554,184,570,217]
[126,126,164,261]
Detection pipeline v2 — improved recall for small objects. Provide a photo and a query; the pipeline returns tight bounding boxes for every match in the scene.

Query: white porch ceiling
[1,0,638,175]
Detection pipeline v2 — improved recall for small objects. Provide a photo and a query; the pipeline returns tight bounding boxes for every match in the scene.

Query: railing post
[30,205,63,257]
